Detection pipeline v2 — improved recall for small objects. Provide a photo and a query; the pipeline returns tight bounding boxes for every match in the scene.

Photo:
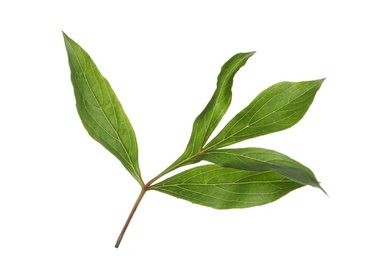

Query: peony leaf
[205,79,324,150]
[202,147,325,193]
[63,32,142,185]
[151,164,303,209]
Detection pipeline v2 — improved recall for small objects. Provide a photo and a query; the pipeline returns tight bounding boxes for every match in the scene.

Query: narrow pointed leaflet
[63,32,142,185]
[164,52,255,172]
[151,164,303,209]
[202,148,325,193]
[205,79,325,150]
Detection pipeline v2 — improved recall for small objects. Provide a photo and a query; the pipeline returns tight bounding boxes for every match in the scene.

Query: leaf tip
[62,31,68,40]
[62,31,73,48]
[316,183,328,197]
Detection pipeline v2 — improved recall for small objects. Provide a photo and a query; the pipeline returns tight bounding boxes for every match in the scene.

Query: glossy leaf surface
[205,79,324,150]
[167,52,255,170]
[151,164,303,209]
[202,148,324,192]
[63,33,325,248]
[63,33,142,184]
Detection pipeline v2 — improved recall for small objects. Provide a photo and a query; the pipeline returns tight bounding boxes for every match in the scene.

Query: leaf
[62,35,326,248]
[63,32,142,185]
[151,164,303,209]
[204,79,325,150]
[202,148,325,193]
[167,52,255,170]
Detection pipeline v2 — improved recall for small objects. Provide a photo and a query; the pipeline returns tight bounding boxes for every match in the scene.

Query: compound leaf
[205,79,324,150]
[62,33,326,248]
[63,32,142,185]
[151,164,303,209]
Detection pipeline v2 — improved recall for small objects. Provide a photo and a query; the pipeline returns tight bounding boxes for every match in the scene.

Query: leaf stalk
[115,187,147,248]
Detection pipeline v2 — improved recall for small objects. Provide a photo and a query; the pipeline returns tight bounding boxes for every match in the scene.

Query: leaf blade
[205,79,324,149]
[167,52,255,170]
[151,165,303,209]
[63,32,142,184]
[202,148,325,193]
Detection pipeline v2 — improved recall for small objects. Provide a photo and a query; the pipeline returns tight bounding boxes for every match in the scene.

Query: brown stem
[115,150,206,248]
[115,188,147,248]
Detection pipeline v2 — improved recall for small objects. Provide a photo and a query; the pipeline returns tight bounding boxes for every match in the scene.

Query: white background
[1,0,389,259]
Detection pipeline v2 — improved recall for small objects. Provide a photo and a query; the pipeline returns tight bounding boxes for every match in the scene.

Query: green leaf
[202,148,325,193]
[167,52,255,170]
[151,164,303,209]
[205,79,324,150]
[63,32,142,185]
